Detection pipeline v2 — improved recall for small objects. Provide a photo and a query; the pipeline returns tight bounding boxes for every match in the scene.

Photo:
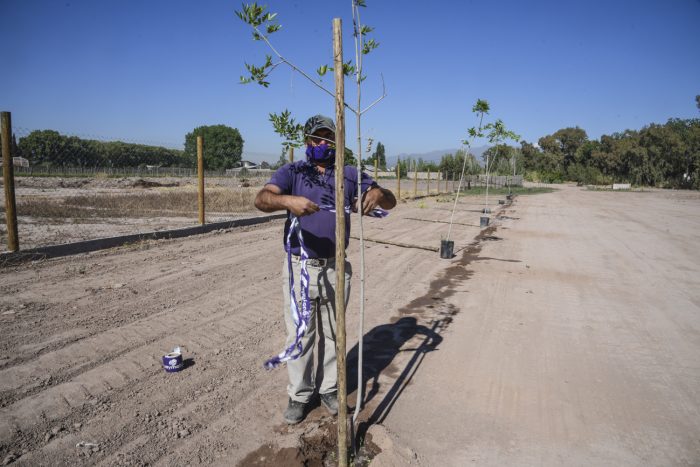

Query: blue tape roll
[162,352,183,372]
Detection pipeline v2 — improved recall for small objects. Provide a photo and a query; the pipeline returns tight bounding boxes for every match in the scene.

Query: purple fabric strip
[264,216,312,369]
[263,203,387,369]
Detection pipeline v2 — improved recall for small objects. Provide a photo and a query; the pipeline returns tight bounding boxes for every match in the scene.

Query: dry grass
[14,187,258,219]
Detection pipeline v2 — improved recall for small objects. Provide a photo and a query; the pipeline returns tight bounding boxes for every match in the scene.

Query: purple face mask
[305,143,336,163]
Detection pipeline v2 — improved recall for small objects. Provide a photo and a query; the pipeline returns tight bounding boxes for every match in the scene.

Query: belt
[292,255,332,268]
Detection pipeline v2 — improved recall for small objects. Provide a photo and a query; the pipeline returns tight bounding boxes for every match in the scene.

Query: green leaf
[472,99,490,115]
[266,23,281,34]
[362,39,379,55]
[316,65,329,77]
[341,60,356,76]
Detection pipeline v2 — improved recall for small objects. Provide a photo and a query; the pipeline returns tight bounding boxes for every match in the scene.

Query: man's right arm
[254,184,320,217]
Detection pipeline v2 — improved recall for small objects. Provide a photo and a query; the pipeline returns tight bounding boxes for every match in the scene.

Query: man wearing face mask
[254,114,396,424]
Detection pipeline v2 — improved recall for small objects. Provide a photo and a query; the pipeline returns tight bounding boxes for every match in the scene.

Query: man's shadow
[345,316,443,429]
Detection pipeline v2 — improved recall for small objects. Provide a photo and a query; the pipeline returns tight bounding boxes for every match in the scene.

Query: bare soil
[378,185,700,466]
[0,176,269,251]
[1,185,698,466]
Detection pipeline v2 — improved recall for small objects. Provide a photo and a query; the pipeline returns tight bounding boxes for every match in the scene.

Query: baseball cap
[304,115,336,137]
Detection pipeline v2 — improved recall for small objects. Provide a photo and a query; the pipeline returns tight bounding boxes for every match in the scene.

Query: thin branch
[360,74,387,115]
[253,25,337,101]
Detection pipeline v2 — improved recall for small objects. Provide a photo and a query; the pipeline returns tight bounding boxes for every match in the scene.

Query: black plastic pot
[440,240,454,259]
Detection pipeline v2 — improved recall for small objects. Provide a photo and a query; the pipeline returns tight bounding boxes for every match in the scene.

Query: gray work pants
[283,257,352,403]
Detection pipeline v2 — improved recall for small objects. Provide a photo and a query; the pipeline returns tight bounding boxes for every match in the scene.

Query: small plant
[482,119,520,207]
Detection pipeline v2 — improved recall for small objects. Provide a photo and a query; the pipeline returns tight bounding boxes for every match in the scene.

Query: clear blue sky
[2,0,699,163]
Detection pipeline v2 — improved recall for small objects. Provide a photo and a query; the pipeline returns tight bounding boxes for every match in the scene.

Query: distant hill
[391,145,490,165]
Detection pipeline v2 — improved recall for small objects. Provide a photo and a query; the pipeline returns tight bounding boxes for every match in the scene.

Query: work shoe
[284,398,307,425]
[319,392,339,415]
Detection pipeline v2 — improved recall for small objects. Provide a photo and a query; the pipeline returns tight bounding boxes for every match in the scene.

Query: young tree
[237,7,385,454]
[482,119,520,207]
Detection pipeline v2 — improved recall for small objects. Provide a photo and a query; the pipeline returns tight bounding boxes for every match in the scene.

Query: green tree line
[520,118,700,188]
[15,130,188,168]
[13,124,245,170]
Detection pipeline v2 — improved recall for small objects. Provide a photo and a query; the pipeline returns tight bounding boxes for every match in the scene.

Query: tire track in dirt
[0,195,506,465]
[0,242,277,406]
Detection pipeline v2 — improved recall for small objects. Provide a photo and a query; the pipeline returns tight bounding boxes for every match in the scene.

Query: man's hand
[286,196,320,217]
[361,186,396,215]
[255,185,319,217]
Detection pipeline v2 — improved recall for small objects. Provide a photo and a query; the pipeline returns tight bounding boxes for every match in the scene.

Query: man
[255,114,396,424]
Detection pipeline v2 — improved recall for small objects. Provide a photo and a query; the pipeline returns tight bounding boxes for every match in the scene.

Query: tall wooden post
[396,158,401,200]
[374,158,378,179]
[427,168,431,196]
[1,112,19,252]
[332,18,348,467]
[197,136,205,225]
[413,161,418,198]
[288,147,294,163]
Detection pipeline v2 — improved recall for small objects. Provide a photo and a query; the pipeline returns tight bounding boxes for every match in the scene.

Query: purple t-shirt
[267,160,376,258]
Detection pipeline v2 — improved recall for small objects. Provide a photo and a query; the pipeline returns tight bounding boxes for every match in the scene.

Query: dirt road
[1,186,698,466]
[380,186,700,466]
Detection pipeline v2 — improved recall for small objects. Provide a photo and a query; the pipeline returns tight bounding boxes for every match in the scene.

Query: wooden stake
[332,18,348,467]
[396,158,401,200]
[374,158,378,179]
[1,112,19,252]
[427,168,430,195]
[197,136,205,225]
[413,161,417,198]
[288,146,294,163]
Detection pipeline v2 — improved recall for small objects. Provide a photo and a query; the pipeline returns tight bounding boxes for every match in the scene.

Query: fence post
[413,162,417,198]
[197,136,205,225]
[396,158,401,200]
[288,147,294,163]
[374,158,378,179]
[1,112,19,252]
[427,168,430,195]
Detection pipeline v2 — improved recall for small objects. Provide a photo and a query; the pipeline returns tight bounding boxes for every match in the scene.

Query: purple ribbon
[264,216,312,369]
[263,203,387,369]
[319,204,389,218]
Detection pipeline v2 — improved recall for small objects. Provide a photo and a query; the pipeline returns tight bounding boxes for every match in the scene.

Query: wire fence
[1,118,528,254]
[8,165,274,180]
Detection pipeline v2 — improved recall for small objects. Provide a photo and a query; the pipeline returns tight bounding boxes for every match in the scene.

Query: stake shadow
[346,317,443,438]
